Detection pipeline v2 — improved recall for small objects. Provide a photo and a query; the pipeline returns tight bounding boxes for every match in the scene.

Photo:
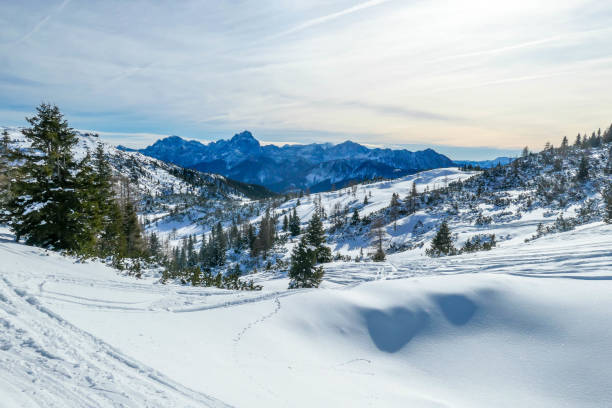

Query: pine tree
[123,200,145,258]
[0,129,15,219]
[289,207,300,236]
[576,156,589,181]
[604,184,612,224]
[5,104,83,249]
[575,134,582,147]
[148,232,161,260]
[282,214,289,232]
[351,208,360,225]
[561,136,568,153]
[521,146,529,157]
[371,218,386,261]
[74,151,101,255]
[426,221,455,257]
[305,212,331,263]
[213,221,227,266]
[288,236,324,289]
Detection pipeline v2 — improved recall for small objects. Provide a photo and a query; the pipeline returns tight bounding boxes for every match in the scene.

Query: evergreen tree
[604,184,612,224]
[5,104,83,249]
[288,236,324,288]
[289,207,301,236]
[123,200,145,258]
[560,136,568,152]
[426,221,455,257]
[521,146,529,157]
[351,208,360,225]
[252,209,275,257]
[74,151,101,255]
[371,218,386,261]
[575,134,582,147]
[213,221,227,266]
[0,130,15,219]
[148,232,161,260]
[282,214,289,232]
[576,156,589,181]
[305,212,331,263]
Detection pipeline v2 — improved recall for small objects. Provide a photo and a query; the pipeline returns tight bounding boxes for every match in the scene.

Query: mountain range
[453,157,515,168]
[120,131,454,192]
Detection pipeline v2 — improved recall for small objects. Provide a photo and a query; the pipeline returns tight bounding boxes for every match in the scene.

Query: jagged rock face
[126,131,454,192]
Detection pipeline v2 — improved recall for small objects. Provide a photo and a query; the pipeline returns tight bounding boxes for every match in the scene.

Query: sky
[1,0,611,160]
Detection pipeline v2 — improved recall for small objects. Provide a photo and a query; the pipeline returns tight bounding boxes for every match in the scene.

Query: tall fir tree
[0,129,15,218]
[351,208,360,225]
[305,212,332,263]
[289,207,301,236]
[604,184,612,224]
[5,104,83,249]
[577,156,589,181]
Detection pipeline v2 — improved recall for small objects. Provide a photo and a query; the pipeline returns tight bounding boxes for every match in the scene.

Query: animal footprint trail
[233,298,281,343]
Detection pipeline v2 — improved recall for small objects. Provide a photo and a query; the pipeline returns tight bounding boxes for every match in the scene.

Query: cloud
[13,0,71,45]
[1,0,611,153]
[266,0,393,40]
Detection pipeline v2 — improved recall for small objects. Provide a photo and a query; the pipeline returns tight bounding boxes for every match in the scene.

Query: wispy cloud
[1,0,611,155]
[266,0,393,40]
[13,0,71,45]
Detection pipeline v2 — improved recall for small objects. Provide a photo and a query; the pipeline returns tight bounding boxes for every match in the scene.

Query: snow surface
[1,222,612,407]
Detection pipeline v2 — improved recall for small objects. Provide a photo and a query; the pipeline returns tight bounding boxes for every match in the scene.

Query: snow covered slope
[1,222,611,407]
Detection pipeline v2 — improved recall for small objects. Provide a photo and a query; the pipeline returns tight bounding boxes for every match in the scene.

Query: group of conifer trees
[0,104,146,268]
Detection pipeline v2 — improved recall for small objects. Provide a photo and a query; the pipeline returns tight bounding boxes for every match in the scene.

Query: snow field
[1,222,612,407]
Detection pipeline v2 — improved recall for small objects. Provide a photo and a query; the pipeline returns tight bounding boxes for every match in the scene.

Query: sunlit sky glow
[1,0,611,159]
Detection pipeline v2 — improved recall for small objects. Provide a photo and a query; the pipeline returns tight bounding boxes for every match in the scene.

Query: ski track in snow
[0,274,232,408]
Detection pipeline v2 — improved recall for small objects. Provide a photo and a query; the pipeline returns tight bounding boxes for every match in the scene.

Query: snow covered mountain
[454,156,515,168]
[122,131,454,192]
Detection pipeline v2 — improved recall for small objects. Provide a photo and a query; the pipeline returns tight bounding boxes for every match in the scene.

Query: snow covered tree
[426,221,456,257]
[390,192,400,207]
[305,212,331,263]
[288,236,324,288]
[5,104,84,249]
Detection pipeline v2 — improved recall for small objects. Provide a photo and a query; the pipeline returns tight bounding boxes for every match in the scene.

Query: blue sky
[1,0,611,159]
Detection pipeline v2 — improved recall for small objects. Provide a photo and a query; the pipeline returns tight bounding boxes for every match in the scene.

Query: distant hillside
[122,131,454,192]
[454,156,515,168]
